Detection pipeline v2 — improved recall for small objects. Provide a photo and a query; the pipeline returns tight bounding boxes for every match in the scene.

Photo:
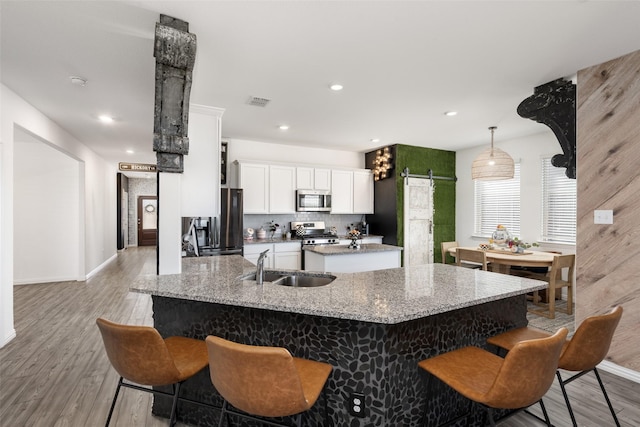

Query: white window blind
[541,158,576,243]
[474,163,521,237]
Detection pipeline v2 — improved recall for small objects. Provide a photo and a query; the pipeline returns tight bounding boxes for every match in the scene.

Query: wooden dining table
[448,246,557,274]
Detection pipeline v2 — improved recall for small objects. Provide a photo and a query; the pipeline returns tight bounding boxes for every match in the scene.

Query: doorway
[137,196,157,246]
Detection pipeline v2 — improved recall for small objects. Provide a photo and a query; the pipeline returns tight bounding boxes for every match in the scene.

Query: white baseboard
[85,253,117,280]
[14,276,78,285]
[0,329,17,348]
[598,360,640,384]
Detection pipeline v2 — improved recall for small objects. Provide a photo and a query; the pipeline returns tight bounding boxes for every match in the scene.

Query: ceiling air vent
[246,96,271,107]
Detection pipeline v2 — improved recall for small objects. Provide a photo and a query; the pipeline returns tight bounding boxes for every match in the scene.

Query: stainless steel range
[290,221,339,246]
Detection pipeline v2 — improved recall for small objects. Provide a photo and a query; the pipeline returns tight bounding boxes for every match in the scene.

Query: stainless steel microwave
[296,190,332,212]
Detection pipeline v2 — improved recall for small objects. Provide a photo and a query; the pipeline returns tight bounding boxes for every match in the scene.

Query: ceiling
[2,1,640,166]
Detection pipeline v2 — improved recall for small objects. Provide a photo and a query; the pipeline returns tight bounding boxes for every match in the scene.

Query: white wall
[1,84,117,347]
[225,138,364,188]
[182,105,224,217]
[456,130,576,255]
[14,130,81,284]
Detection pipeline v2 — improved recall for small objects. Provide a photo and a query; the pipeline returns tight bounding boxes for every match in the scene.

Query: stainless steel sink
[276,274,335,287]
[239,271,335,287]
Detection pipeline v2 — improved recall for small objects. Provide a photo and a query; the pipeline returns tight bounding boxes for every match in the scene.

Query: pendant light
[471,126,514,180]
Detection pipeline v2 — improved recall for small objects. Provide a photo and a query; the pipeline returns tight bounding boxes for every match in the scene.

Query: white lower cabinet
[244,242,301,270]
[273,242,302,269]
[243,243,274,268]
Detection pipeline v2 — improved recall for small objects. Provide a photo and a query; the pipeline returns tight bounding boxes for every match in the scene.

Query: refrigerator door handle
[213,216,220,248]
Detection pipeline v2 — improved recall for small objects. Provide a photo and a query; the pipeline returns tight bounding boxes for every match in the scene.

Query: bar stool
[205,335,332,427]
[96,318,209,426]
[487,306,623,427]
[418,327,568,426]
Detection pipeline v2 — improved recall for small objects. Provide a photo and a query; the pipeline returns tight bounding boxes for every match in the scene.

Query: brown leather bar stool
[96,318,209,427]
[487,306,623,427]
[418,327,568,426]
[206,335,333,427]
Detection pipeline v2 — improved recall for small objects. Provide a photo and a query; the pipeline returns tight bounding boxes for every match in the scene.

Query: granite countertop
[130,255,547,324]
[243,236,297,245]
[303,243,402,255]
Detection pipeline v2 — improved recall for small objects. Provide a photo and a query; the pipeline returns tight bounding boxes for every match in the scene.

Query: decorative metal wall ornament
[517,78,576,179]
[153,15,197,173]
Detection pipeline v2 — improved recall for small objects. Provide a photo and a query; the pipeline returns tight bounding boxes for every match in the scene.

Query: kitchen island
[304,243,402,273]
[131,255,546,426]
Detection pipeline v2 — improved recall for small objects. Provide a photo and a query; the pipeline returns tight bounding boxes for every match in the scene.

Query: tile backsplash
[244,213,365,237]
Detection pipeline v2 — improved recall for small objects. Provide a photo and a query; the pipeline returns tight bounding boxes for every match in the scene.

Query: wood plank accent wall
[576,49,640,371]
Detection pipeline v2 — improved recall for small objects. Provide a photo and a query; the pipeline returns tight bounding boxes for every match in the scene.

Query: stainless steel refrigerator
[216,188,244,255]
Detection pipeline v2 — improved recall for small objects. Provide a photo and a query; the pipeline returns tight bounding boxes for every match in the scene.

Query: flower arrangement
[266,220,279,239]
[506,237,539,252]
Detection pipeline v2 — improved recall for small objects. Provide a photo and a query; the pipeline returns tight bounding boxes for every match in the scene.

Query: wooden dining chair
[440,241,458,264]
[455,248,488,270]
[487,306,623,427]
[528,254,575,319]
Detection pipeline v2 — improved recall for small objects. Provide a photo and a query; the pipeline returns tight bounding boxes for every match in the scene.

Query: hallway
[1,247,638,426]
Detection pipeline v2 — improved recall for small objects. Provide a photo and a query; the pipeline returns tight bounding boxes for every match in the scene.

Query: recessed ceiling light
[370,138,380,143]
[279,124,289,130]
[444,111,458,116]
[126,149,134,154]
[69,76,87,87]
[99,115,114,123]
[330,84,343,91]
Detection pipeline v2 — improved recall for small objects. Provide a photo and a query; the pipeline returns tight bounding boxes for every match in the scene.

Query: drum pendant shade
[472,126,514,180]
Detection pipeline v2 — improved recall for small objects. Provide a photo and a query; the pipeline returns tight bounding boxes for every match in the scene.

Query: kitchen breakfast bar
[131,255,546,426]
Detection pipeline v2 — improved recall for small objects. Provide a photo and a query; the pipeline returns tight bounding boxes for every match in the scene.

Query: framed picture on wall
[221,141,228,185]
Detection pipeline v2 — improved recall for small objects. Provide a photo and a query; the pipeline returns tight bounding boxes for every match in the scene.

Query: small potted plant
[266,220,280,239]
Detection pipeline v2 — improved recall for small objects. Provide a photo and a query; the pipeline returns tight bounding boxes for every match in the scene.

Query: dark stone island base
[150,295,527,427]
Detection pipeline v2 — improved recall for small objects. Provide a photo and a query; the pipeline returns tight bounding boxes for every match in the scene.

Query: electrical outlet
[347,392,366,418]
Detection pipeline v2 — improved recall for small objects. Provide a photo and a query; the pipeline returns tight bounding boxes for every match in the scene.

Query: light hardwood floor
[1,247,638,426]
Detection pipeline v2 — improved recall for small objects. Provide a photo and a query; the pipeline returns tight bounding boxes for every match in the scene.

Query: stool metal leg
[593,368,621,427]
[169,382,181,426]
[556,371,577,427]
[218,400,229,427]
[105,377,124,427]
[538,399,552,426]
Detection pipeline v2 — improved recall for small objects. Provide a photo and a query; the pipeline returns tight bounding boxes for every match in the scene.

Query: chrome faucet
[256,249,270,285]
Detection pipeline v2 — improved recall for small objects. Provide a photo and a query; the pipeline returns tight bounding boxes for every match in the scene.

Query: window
[474,163,521,237]
[541,158,576,243]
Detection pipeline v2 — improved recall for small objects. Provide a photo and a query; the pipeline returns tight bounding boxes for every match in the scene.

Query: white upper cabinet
[331,169,354,214]
[238,162,269,214]
[269,165,296,213]
[313,168,331,190]
[239,162,295,214]
[296,167,331,190]
[239,160,372,215]
[353,170,374,214]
